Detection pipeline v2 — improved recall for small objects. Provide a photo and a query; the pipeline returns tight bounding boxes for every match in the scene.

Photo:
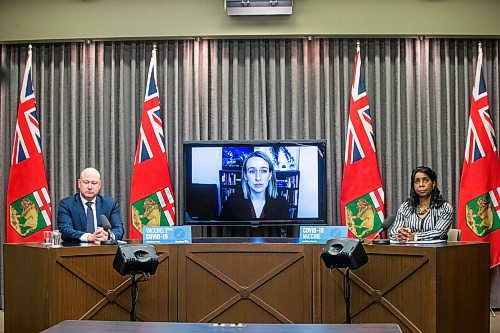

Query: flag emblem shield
[132,189,175,234]
[345,193,383,239]
[9,188,51,237]
[466,191,500,237]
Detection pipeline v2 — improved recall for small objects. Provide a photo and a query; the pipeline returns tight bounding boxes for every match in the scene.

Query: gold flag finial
[153,42,157,51]
[478,41,482,52]
[28,44,32,51]
[356,40,360,51]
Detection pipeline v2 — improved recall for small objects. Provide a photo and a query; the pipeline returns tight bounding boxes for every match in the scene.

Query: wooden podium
[4,240,490,333]
[315,242,490,333]
[4,242,177,333]
[176,242,313,323]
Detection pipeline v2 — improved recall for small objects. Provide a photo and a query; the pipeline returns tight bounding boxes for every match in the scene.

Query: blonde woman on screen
[220,151,290,221]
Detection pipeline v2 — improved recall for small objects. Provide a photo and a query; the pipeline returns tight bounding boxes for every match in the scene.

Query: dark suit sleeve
[57,197,85,242]
[107,198,124,240]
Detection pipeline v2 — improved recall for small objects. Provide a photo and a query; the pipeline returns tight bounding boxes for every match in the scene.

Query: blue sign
[299,226,348,244]
[143,226,192,244]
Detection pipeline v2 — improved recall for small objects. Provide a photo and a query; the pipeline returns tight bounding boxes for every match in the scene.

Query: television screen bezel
[182,139,328,227]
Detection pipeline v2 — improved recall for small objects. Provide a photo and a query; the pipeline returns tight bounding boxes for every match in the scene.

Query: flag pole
[478,39,497,320]
[7,43,53,243]
[129,39,176,238]
[152,42,157,81]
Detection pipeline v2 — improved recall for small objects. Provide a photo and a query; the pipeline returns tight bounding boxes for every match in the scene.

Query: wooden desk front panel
[434,243,489,333]
[315,243,490,333]
[50,245,176,323]
[4,241,489,333]
[177,243,313,324]
[4,245,51,333]
[4,243,177,333]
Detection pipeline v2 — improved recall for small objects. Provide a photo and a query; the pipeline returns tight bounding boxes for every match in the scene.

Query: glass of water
[51,230,62,248]
[43,230,52,245]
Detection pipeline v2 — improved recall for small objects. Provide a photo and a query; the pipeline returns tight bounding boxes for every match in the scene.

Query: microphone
[99,215,117,245]
[371,215,396,245]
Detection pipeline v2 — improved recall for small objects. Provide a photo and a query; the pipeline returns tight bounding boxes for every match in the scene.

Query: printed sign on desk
[299,226,348,244]
[143,226,192,244]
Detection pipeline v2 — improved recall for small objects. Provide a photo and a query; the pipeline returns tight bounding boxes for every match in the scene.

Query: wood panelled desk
[4,241,177,333]
[4,240,489,333]
[314,242,490,333]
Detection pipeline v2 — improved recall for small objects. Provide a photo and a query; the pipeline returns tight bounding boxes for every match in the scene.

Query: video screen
[183,140,327,225]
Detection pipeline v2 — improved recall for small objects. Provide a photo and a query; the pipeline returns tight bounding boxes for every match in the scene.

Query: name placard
[143,226,192,244]
[299,226,348,244]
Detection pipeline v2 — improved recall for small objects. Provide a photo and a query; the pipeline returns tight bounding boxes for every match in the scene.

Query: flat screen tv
[183,140,327,226]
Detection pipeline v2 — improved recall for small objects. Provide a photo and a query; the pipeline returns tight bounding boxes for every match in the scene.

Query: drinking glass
[43,230,52,245]
[51,230,62,248]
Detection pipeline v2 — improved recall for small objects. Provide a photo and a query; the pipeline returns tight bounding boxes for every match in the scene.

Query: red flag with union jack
[6,46,52,243]
[340,44,385,239]
[458,44,500,268]
[130,46,176,238]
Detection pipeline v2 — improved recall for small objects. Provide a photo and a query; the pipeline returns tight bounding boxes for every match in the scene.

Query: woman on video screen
[220,151,290,220]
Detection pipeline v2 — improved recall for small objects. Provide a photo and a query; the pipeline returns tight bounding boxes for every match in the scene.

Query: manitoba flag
[6,46,52,243]
[340,43,385,239]
[458,43,500,268]
[130,46,176,239]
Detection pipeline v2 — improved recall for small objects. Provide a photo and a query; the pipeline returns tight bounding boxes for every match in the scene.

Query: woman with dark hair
[220,151,290,220]
[389,166,453,241]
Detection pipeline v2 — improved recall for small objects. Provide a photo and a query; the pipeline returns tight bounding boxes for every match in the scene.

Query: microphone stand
[372,216,396,245]
[343,267,352,324]
[371,230,390,245]
[130,274,139,321]
[100,229,117,245]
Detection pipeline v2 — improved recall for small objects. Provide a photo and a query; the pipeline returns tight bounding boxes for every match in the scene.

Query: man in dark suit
[57,167,124,243]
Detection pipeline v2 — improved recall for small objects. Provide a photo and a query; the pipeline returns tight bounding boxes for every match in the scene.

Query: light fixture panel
[225,0,293,16]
